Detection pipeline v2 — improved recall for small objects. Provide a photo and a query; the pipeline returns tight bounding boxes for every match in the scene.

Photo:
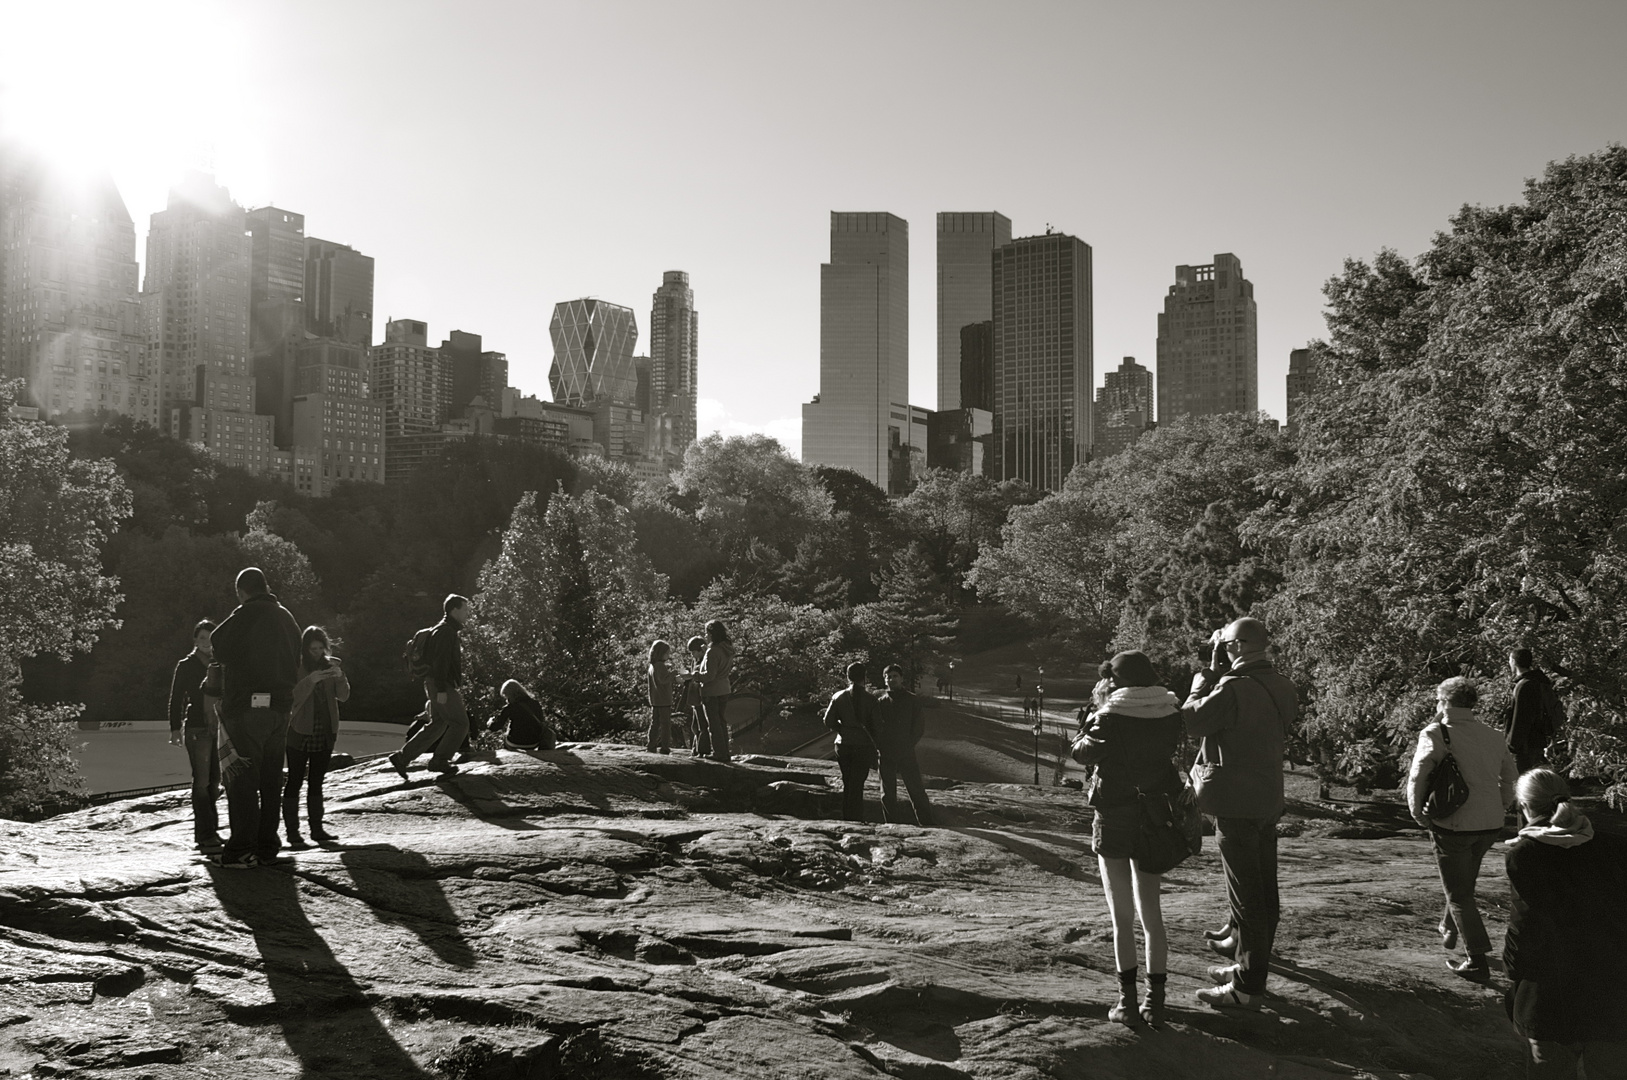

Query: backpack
[1423,723,1471,820]
[404,626,435,680]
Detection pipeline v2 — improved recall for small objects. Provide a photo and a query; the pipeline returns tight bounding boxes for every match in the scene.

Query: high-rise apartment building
[1093,356,1154,459]
[1286,347,1317,429]
[370,317,452,484]
[802,212,909,493]
[549,298,639,406]
[648,270,698,464]
[937,212,1010,412]
[991,232,1093,491]
[291,338,384,495]
[1156,253,1258,422]
[442,329,508,416]
[304,238,374,347]
[0,153,155,424]
[245,206,306,446]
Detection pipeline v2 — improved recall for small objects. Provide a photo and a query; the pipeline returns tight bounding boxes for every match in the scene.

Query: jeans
[647,705,671,753]
[1215,814,1281,994]
[284,746,333,836]
[837,747,876,822]
[878,740,935,826]
[218,707,289,859]
[1430,825,1501,958]
[702,696,730,762]
[401,687,469,769]
[1527,1038,1627,1079]
[184,723,221,845]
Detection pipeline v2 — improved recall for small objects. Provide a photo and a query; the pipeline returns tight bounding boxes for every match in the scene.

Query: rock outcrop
[0,747,1529,1078]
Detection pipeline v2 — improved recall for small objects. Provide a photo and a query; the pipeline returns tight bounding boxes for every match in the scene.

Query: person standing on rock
[168,618,223,855]
[1182,617,1298,1011]
[683,636,708,758]
[697,620,734,763]
[390,594,472,780]
[284,626,348,848]
[1505,649,1564,826]
[647,640,676,754]
[208,567,303,869]
[823,662,879,822]
[875,663,936,827]
[1071,650,1184,1026]
[1407,676,1518,981]
[1503,767,1627,1077]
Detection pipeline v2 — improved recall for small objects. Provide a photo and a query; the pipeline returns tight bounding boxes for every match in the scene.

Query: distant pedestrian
[875,663,936,827]
[1503,767,1627,1078]
[390,595,472,780]
[284,626,348,848]
[1506,649,1565,824]
[168,618,222,855]
[646,640,676,754]
[684,636,709,758]
[1071,651,1184,1026]
[1407,676,1518,981]
[486,679,555,752]
[697,620,734,763]
[1182,617,1298,1011]
[207,567,302,869]
[823,662,878,822]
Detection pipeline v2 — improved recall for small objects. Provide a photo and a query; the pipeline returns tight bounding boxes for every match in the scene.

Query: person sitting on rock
[875,663,936,827]
[486,679,555,752]
[1071,650,1184,1026]
[823,661,879,822]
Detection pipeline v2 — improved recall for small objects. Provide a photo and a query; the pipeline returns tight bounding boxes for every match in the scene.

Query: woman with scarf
[1070,650,1184,1027]
[1504,768,1627,1078]
[285,626,349,847]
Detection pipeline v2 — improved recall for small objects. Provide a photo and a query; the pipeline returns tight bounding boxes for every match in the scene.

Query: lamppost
[947,659,956,702]
[1033,665,1045,785]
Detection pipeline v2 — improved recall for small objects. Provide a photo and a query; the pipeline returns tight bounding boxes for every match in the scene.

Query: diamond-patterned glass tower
[549,298,639,406]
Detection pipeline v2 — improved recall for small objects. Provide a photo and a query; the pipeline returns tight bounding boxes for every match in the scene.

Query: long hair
[500,678,539,707]
[1516,767,1586,829]
[649,639,671,665]
[705,619,731,648]
[299,625,331,675]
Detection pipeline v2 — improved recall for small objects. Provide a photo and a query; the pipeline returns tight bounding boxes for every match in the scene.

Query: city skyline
[3,2,1626,460]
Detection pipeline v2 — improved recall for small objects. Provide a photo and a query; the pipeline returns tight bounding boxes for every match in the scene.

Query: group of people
[643,620,734,759]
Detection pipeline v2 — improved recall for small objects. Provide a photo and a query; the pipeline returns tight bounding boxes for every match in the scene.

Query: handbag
[1423,723,1471,820]
[1133,786,1194,874]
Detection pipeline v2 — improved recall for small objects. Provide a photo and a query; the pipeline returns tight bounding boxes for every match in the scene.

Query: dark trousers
[402,687,469,769]
[837,747,876,822]
[878,741,935,826]
[219,707,289,859]
[702,696,730,762]
[1527,1038,1627,1079]
[184,723,221,845]
[1216,814,1281,994]
[284,746,333,836]
[1430,825,1500,957]
[647,705,671,753]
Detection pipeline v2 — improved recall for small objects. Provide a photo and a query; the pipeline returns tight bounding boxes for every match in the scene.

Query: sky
[3,0,1625,457]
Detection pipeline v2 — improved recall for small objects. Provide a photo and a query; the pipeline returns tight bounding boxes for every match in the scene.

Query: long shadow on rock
[209,865,434,1078]
[334,846,478,969]
[951,827,1100,883]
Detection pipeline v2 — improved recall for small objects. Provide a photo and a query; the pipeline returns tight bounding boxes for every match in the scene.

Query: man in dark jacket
[875,664,936,827]
[823,662,878,822]
[168,618,221,853]
[390,594,471,779]
[1182,617,1298,1011]
[208,568,302,868]
[1506,648,1562,775]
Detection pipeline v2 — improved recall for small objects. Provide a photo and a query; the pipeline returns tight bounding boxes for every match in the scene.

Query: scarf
[1104,686,1181,718]
[1518,817,1595,848]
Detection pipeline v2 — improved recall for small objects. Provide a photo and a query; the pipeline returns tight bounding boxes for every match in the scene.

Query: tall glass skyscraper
[549,298,639,406]
[1155,254,1258,421]
[936,212,1009,412]
[304,238,374,348]
[246,205,306,446]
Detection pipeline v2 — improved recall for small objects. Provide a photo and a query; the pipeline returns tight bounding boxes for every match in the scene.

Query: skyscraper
[1155,253,1258,421]
[304,238,374,347]
[245,205,306,446]
[649,270,698,463]
[991,231,1093,491]
[802,212,909,493]
[548,298,639,406]
[1093,356,1154,459]
[441,329,507,416]
[937,212,1010,411]
[1286,346,1317,429]
[0,153,155,424]
[370,317,452,484]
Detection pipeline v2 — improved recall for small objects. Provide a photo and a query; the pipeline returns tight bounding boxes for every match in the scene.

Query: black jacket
[425,618,463,693]
[209,593,302,718]
[1074,710,1183,808]
[1506,668,1559,758]
[167,651,210,731]
[1504,830,1627,1042]
[490,695,554,751]
[874,689,925,747]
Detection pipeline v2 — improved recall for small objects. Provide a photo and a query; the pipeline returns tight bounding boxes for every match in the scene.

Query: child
[646,640,676,753]
[486,680,555,752]
[683,636,709,758]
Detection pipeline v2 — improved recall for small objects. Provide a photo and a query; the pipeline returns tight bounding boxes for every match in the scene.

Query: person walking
[875,663,936,827]
[207,567,302,869]
[1407,676,1518,981]
[168,618,222,855]
[1071,651,1184,1026]
[1504,768,1627,1078]
[683,636,709,758]
[1506,649,1564,827]
[697,620,734,763]
[647,640,676,754]
[390,595,472,780]
[1182,617,1298,1010]
[823,662,878,822]
[284,626,348,848]
[486,679,555,751]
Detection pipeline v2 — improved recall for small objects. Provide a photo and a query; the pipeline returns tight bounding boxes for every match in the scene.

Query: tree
[673,434,833,566]
[896,468,1039,599]
[848,545,959,687]
[0,380,132,816]
[242,501,325,621]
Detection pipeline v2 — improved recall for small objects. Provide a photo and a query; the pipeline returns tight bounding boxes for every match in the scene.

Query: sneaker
[1439,923,1459,951]
[1208,935,1237,960]
[429,763,460,777]
[1204,924,1234,942]
[1207,963,1240,985]
[206,851,258,870]
[257,853,295,867]
[1447,957,1489,981]
[285,831,308,849]
[1196,982,1260,1011]
[196,839,226,855]
[387,752,410,781]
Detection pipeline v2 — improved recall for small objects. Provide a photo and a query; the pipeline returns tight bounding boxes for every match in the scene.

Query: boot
[1109,968,1142,1026]
[1140,972,1167,1026]
[284,817,307,848]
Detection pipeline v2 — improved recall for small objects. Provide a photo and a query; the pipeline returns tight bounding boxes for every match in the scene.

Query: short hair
[444,593,470,616]
[883,663,905,677]
[650,639,670,663]
[1510,647,1534,669]
[236,567,268,595]
[846,661,866,683]
[1516,767,1583,829]
[686,636,706,652]
[1226,617,1269,647]
[193,618,216,639]
[1437,676,1478,708]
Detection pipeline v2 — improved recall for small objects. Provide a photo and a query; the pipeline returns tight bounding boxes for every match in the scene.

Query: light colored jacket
[647,660,675,707]
[1407,713,1517,831]
[289,666,350,737]
[698,643,732,698]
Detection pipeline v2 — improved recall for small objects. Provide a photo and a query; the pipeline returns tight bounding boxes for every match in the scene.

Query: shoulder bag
[1423,723,1471,820]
